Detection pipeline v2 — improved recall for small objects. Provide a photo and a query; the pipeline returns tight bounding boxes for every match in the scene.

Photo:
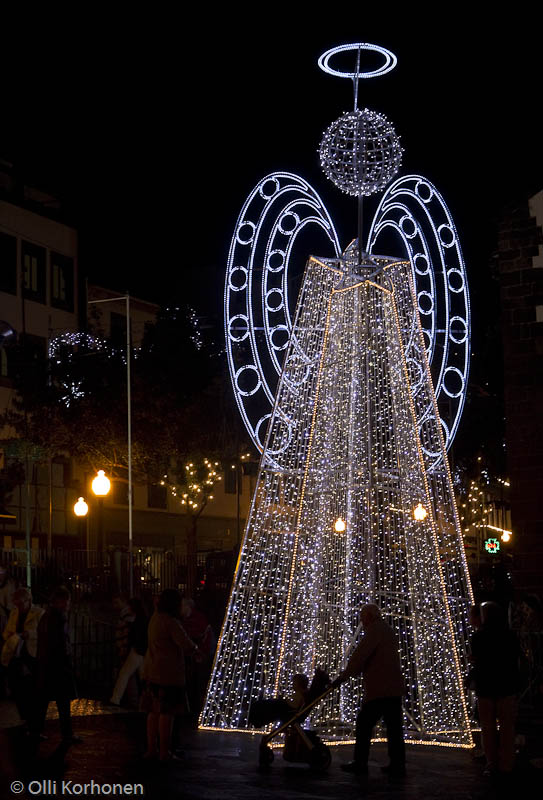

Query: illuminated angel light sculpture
[201,43,474,748]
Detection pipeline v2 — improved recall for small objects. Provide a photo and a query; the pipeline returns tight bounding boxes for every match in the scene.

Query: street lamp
[74,497,89,553]
[92,470,111,553]
[334,517,346,533]
[92,470,111,497]
[74,497,89,517]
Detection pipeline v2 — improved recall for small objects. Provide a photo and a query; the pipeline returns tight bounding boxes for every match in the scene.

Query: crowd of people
[0,560,532,778]
[1,565,215,764]
[1,581,80,750]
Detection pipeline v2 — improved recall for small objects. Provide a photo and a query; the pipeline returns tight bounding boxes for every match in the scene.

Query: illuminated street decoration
[319,108,403,196]
[368,175,471,452]
[224,172,341,450]
[485,537,500,555]
[413,503,428,521]
[206,43,474,748]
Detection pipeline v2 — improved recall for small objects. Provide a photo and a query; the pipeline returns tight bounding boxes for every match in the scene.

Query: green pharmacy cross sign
[484,537,500,555]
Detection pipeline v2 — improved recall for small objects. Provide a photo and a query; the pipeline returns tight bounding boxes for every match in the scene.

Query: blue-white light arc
[224,172,341,451]
[225,172,470,458]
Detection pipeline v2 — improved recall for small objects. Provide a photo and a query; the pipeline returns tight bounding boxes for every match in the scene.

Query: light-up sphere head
[319,108,402,197]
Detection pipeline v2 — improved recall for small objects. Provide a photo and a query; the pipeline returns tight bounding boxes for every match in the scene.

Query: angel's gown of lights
[200,248,474,747]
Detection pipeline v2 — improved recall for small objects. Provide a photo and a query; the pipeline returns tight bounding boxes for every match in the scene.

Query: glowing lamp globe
[413,503,428,521]
[92,470,111,497]
[334,517,346,533]
[74,497,89,517]
[319,108,402,197]
[501,531,511,543]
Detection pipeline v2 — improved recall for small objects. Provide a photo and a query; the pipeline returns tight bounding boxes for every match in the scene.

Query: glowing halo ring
[368,174,471,453]
[318,43,398,79]
[225,171,341,453]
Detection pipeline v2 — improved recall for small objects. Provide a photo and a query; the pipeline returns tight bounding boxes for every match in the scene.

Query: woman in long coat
[142,589,201,762]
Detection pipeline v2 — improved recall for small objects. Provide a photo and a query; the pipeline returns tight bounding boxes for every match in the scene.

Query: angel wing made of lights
[225,170,470,464]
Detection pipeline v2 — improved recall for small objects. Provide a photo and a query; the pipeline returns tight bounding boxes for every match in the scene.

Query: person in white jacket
[1,587,44,726]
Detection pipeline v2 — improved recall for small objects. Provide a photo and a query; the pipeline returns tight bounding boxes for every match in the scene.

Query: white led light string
[368,176,471,451]
[204,253,473,747]
[225,172,341,452]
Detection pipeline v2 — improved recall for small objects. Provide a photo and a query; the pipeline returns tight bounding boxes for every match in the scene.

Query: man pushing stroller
[333,603,406,777]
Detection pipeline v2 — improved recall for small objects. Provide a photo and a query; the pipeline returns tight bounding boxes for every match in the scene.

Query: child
[249,672,309,728]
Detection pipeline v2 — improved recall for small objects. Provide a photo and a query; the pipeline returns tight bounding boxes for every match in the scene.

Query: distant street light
[92,470,111,553]
[334,517,346,533]
[74,497,89,517]
[73,496,90,554]
[92,470,111,497]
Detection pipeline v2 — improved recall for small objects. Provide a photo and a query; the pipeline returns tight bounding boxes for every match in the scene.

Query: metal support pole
[25,455,31,588]
[126,294,133,597]
[88,293,133,596]
[358,196,364,263]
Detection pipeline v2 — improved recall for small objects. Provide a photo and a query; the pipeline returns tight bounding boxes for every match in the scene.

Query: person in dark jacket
[470,601,520,776]
[32,586,80,747]
[334,603,406,777]
[110,597,148,705]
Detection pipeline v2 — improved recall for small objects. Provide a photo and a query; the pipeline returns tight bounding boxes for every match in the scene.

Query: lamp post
[87,292,134,595]
[91,470,111,554]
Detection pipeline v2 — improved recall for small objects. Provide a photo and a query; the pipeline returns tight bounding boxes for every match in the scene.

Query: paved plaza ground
[1,700,542,800]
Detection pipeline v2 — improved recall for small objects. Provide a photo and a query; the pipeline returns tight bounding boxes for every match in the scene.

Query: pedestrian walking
[470,600,520,777]
[1,587,44,727]
[334,603,406,777]
[110,597,148,706]
[32,586,81,748]
[141,589,202,762]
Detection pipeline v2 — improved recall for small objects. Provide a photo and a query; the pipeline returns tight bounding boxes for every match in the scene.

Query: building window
[22,241,46,303]
[148,482,168,509]
[0,232,17,294]
[51,252,74,311]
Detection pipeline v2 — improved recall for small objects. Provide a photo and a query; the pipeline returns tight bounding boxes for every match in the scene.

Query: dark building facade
[497,190,543,596]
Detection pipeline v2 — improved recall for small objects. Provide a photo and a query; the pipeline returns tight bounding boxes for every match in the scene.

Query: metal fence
[0,547,236,604]
[69,611,117,696]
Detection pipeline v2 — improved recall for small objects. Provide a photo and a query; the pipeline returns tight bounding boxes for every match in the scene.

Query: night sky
[2,17,541,346]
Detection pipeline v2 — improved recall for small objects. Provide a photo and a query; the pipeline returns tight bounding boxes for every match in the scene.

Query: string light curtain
[201,253,473,747]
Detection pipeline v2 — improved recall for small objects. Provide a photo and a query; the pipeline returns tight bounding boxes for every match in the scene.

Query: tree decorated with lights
[201,44,474,747]
[159,458,223,596]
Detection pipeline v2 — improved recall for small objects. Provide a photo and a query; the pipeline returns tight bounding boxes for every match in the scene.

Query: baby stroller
[255,669,334,771]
